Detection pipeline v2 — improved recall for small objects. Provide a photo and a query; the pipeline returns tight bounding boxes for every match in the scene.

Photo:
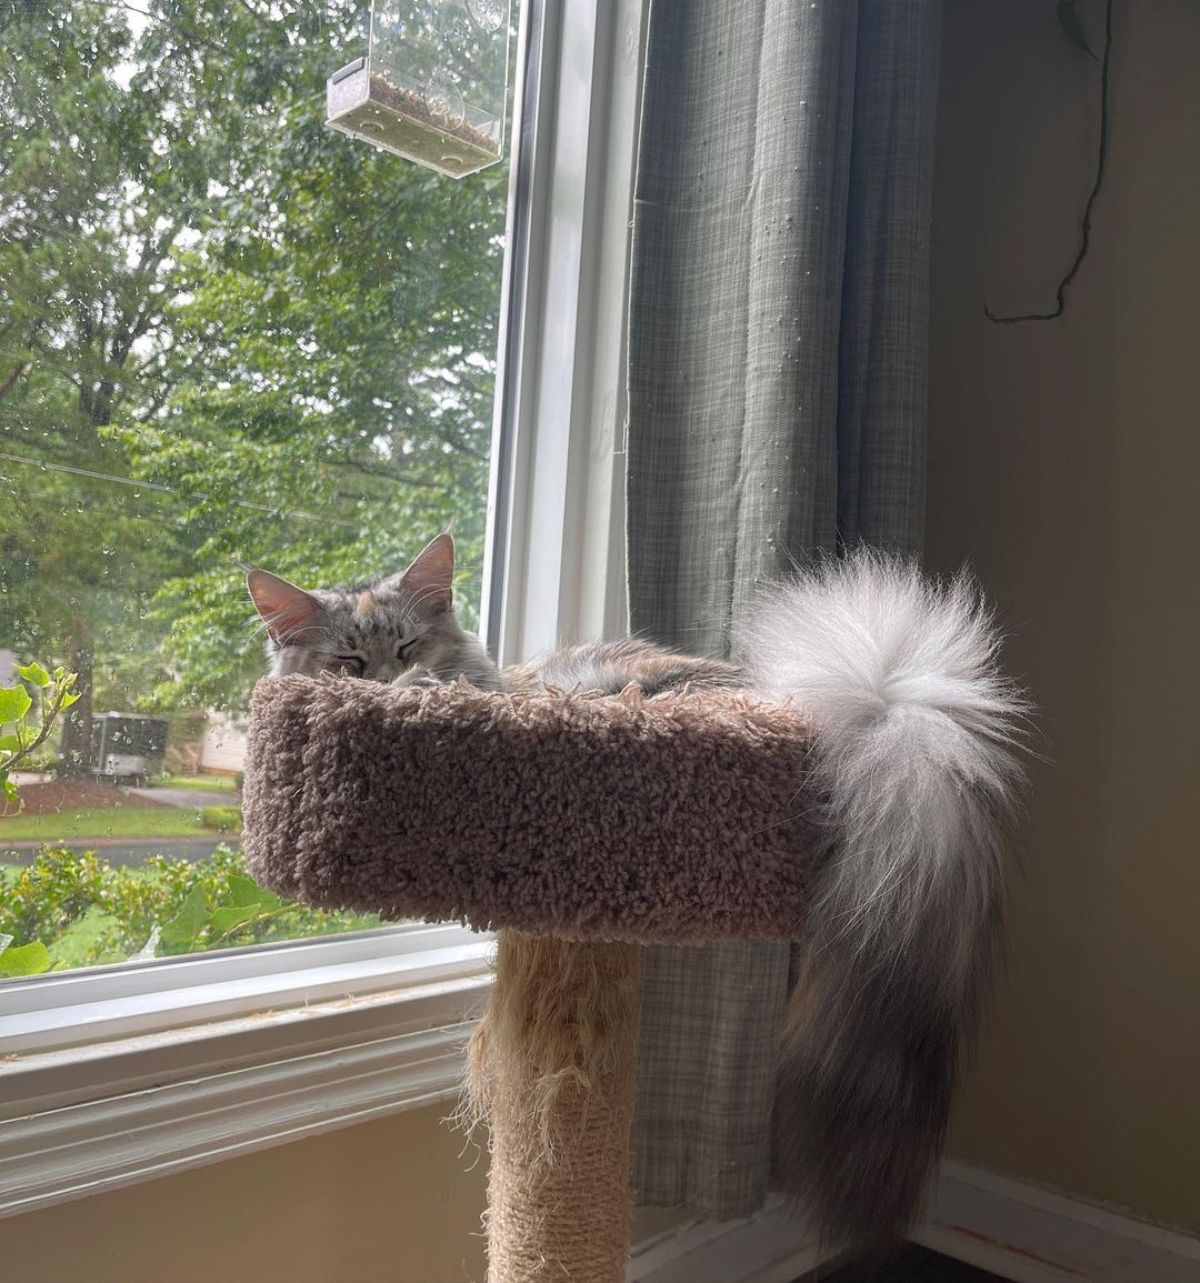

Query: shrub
[0,845,382,975]
[200,805,242,832]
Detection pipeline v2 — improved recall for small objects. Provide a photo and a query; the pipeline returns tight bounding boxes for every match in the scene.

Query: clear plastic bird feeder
[326,0,511,179]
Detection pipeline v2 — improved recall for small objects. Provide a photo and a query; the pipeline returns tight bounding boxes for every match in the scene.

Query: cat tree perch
[243,678,819,1283]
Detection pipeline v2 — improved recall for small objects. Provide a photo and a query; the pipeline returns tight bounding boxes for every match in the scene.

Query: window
[1,0,513,974]
[0,0,645,1216]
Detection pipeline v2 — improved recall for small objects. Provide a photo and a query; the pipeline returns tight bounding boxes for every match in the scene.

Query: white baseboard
[627,1196,837,1283]
[628,1160,1200,1283]
[914,1159,1200,1283]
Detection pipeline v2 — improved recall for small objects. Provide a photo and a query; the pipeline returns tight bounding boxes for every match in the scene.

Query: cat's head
[246,532,468,681]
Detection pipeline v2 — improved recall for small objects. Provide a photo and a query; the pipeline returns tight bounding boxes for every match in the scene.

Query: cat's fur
[246,534,501,690]
[247,533,742,698]
[246,534,1026,1253]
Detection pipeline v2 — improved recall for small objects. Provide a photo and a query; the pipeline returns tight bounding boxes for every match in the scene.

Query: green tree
[1,0,504,739]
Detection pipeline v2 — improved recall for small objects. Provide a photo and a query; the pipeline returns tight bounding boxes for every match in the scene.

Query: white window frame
[0,0,648,1219]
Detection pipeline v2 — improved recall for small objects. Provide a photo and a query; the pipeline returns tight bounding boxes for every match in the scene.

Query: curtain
[626,0,942,1217]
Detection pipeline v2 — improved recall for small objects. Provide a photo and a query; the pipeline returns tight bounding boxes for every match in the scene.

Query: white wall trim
[627,1161,1200,1283]
[0,973,490,1220]
[0,924,492,1058]
[1,930,493,1220]
[627,1198,838,1283]
[914,1158,1200,1283]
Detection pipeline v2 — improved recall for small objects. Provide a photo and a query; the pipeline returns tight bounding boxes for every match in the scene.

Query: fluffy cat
[246,532,742,697]
[246,532,1026,1253]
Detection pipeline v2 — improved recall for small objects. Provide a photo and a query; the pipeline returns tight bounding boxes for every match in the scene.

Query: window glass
[1,1,512,976]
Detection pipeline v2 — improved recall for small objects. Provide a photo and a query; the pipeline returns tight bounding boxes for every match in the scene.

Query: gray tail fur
[738,551,1028,1250]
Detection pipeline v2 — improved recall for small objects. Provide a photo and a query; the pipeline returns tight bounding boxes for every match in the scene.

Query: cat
[245,532,1025,1254]
[246,531,743,697]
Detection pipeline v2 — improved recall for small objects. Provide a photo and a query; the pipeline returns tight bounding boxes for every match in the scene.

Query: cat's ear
[246,569,325,643]
[387,532,454,616]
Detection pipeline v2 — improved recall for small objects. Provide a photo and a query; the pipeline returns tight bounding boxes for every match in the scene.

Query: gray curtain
[626,0,942,1217]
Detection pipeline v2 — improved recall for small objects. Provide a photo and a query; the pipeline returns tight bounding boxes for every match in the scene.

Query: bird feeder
[326,0,511,178]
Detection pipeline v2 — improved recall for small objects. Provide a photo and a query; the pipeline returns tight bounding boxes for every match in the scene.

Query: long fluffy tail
[738,551,1027,1250]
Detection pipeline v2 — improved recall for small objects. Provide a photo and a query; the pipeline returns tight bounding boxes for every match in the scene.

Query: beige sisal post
[467,931,642,1283]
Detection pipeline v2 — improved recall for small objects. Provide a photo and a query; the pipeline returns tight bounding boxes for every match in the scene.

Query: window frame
[0,0,648,1219]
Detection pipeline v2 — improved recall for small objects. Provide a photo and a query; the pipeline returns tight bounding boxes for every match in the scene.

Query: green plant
[0,846,107,947]
[200,804,243,833]
[0,664,80,813]
[0,844,383,977]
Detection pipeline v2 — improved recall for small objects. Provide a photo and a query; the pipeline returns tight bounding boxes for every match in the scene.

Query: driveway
[126,786,239,809]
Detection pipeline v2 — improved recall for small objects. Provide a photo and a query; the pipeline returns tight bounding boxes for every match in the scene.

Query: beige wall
[0,1104,686,1283]
[1,1105,489,1283]
[929,0,1200,1233]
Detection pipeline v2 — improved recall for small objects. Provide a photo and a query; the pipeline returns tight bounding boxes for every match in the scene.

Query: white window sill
[0,926,493,1219]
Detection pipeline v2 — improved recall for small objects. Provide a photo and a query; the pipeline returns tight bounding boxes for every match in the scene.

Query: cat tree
[242,571,1021,1283]
[244,680,817,1282]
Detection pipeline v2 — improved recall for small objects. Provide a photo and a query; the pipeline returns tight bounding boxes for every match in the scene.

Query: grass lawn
[161,774,240,794]
[0,806,216,843]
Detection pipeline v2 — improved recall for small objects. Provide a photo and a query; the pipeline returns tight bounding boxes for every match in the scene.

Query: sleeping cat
[246,531,742,697]
[245,531,1025,1255]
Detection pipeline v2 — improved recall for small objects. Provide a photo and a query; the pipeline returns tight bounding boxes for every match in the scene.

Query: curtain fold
[626,0,942,1217]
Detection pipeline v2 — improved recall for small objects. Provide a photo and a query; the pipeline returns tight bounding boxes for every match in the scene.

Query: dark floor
[810,1244,1006,1282]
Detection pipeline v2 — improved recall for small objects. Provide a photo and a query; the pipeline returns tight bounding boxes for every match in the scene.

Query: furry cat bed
[244,678,820,942]
[242,558,1024,1283]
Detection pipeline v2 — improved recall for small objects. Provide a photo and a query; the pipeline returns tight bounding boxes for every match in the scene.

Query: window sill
[0,930,493,1219]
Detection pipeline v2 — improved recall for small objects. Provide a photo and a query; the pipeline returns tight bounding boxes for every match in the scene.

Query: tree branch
[0,361,26,402]
[333,456,445,487]
[110,219,185,366]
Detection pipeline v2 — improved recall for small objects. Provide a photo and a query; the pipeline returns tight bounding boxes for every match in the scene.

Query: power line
[0,449,361,530]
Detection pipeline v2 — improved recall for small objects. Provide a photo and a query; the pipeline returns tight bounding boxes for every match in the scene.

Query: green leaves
[15,661,50,688]
[0,682,33,815]
[0,940,52,978]
[159,886,212,953]
[159,874,285,952]
[0,686,32,726]
[206,876,284,939]
[0,844,382,972]
[0,666,81,813]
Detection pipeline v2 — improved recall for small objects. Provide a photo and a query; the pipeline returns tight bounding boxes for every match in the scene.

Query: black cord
[985,0,1115,324]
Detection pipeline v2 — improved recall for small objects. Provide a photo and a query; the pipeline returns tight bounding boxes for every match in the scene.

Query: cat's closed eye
[329,655,365,676]
[396,639,420,662]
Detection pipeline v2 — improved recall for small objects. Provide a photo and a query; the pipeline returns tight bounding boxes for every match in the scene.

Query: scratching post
[475,934,640,1283]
